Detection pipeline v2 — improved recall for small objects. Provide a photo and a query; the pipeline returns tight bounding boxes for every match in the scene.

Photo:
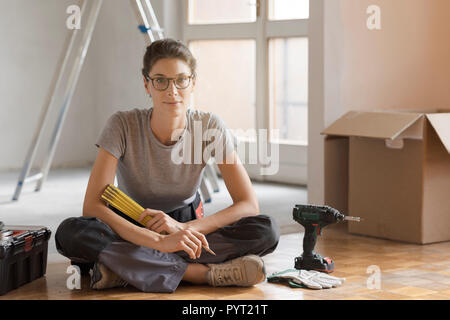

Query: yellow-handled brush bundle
[101,184,151,227]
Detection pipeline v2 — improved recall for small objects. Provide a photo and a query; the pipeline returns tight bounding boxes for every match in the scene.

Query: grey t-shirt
[95,107,236,212]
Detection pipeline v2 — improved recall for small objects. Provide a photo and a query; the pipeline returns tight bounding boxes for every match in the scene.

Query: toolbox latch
[24,235,33,252]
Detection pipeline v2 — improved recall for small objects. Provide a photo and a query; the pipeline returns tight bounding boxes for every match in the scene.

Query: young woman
[55,39,279,293]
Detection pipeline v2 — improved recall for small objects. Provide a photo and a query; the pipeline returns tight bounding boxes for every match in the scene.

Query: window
[182,0,309,184]
[269,37,308,144]
[189,40,256,131]
[188,0,257,24]
[268,0,309,20]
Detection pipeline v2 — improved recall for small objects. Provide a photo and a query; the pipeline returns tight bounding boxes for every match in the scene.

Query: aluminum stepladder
[12,0,219,203]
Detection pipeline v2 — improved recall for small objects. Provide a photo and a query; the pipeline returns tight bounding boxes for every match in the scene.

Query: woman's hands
[139,208,186,234]
[139,208,212,259]
[157,229,209,260]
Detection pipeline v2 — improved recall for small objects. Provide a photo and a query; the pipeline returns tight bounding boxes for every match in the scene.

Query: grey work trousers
[55,193,280,293]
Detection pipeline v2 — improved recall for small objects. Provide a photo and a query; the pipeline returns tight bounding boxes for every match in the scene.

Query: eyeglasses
[146,75,194,91]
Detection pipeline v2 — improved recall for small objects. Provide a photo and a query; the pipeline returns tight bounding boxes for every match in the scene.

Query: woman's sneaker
[90,262,128,290]
[207,255,266,287]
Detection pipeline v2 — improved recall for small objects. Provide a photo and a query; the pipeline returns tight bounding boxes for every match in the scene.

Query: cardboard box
[321,110,450,244]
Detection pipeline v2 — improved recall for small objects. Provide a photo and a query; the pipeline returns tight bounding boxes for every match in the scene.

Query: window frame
[181,0,309,185]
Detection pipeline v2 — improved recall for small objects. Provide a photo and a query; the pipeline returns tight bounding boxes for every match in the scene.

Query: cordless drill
[293,204,360,273]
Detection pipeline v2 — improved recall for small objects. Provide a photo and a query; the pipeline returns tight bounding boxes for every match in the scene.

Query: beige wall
[309,0,450,204]
[337,0,450,117]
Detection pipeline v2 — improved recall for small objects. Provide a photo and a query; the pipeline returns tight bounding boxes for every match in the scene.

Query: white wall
[0,0,92,170]
[307,0,323,204]
[308,0,348,205]
[0,0,173,171]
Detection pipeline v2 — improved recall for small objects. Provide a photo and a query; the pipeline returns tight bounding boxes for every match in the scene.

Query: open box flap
[426,113,450,154]
[321,111,423,140]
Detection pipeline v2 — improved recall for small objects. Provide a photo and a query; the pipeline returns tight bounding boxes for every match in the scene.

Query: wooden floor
[2,224,450,300]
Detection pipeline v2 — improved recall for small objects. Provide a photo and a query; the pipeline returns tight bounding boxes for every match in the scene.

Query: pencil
[204,246,216,256]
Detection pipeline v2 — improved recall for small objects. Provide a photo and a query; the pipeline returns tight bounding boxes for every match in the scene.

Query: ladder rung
[23,173,44,184]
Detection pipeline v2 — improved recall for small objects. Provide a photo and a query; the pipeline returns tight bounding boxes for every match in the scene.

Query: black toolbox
[0,224,52,295]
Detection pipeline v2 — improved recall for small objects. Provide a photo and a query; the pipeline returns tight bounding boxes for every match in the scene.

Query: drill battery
[0,225,51,296]
[295,253,335,273]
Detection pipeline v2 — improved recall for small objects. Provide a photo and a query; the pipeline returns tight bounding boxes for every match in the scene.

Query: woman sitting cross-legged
[55,38,280,293]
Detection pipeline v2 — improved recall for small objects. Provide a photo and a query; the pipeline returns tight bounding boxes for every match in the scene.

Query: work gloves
[267,269,346,289]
